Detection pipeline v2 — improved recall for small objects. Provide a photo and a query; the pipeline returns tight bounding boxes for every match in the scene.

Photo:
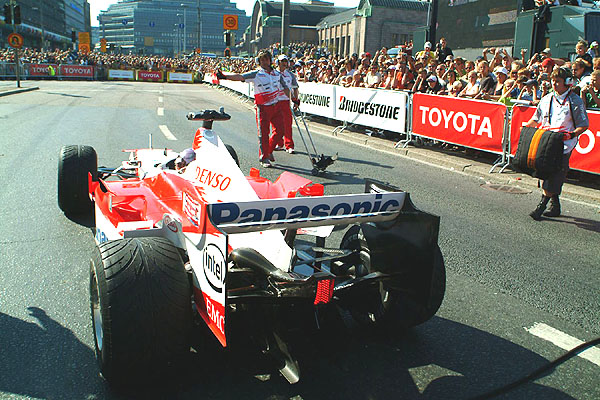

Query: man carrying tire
[216,50,289,168]
[525,67,589,220]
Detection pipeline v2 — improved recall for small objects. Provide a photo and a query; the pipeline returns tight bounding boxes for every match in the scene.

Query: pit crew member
[525,67,589,220]
[272,54,299,154]
[216,50,289,168]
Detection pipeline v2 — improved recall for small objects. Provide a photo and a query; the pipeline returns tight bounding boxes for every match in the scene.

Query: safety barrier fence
[204,74,600,176]
[0,63,198,83]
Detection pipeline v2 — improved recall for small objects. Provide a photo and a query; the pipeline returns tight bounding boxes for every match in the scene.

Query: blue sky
[90,0,361,25]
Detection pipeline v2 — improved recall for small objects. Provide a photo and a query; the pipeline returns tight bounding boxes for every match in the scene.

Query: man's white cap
[277,54,288,62]
[494,66,508,76]
[424,41,432,49]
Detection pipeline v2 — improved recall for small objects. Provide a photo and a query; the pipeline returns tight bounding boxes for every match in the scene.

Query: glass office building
[98,0,250,56]
[0,0,90,49]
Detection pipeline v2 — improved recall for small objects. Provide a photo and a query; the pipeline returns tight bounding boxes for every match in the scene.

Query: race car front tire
[339,225,445,329]
[90,238,191,387]
[57,145,97,216]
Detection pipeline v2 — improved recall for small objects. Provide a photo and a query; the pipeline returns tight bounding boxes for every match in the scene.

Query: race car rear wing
[207,190,406,234]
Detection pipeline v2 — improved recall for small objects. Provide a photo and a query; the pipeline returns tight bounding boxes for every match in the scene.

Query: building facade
[316,0,428,56]
[243,0,348,55]
[97,0,249,56]
[0,0,90,49]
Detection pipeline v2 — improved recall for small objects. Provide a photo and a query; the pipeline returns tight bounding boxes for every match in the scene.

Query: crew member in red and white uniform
[216,50,289,168]
[272,54,300,154]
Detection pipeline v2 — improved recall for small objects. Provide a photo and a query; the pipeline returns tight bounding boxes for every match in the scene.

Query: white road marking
[525,323,600,367]
[159,125,177,140]
[157,107,164,116]
[158,96,163,102]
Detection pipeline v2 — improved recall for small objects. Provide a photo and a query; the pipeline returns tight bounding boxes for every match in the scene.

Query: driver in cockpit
[161,148,196,172]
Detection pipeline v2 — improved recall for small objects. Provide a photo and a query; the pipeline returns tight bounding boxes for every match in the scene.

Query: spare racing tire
[339,225,445,329]
[90,238,191,387]
[225,144,240,167]
[57,145,97,216]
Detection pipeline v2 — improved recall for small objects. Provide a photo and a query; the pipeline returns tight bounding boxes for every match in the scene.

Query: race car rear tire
[340,225,445,329]
[225,144,240,167]
[57,145,97,216]
[90,238,191,387]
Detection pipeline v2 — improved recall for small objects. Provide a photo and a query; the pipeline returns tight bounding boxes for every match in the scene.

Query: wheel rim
[90,264,103,353]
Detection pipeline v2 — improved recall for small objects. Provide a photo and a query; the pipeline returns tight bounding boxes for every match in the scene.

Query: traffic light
[12,4,20,24]
[224,47,231,57]
[3,4,12,25]
[71,30,76,43]
[224,31,231,46]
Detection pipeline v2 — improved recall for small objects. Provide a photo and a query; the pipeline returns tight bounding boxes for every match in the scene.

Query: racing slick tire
[57,145,97,216]
[225,144,240,167]
[90,237,191,387]
[339,225,445,329]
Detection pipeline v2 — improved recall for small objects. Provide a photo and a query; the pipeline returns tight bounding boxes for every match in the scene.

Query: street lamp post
[32,3,45,51]
[180,4,187,54]
[197,0,202,53]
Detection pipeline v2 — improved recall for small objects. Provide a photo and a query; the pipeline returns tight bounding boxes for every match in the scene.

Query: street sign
[149,21,155,27]
[78,32,90,44]
[100,38,107,52]
[79,43,90,53]
[179,23,184,29]
[7,33,23,49]
[223,14,238,31]
[122,19,127,25]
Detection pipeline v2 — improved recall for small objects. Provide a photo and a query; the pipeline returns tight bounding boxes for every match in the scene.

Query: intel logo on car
[203,243,226,293]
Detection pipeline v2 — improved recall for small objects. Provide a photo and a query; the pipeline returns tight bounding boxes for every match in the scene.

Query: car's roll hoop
[187,107,231,129]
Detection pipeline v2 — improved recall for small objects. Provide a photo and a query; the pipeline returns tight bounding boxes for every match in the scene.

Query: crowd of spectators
[207,39,600,110]
[0,47,207,73]
[3,36,600,109]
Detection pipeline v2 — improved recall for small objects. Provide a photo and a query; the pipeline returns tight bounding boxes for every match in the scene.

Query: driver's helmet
[175,148,196,171]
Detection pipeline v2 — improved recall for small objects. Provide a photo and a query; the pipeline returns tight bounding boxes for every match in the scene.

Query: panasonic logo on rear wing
[207,192,406,234]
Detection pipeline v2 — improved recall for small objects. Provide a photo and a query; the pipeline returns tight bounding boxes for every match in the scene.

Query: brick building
[316,0,428,56]
[243,0,347,55]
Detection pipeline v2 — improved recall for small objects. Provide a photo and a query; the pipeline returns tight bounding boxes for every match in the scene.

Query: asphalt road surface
[0,81,598,400]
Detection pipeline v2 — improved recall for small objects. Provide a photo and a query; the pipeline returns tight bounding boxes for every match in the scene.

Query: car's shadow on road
[139,312,572,400]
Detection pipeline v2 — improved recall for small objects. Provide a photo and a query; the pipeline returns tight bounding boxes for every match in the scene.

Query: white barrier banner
[108,69,134,80]
[335,87,408,133]
[220,80,250,97]
[298,82,335,119]
[167,72,193,82]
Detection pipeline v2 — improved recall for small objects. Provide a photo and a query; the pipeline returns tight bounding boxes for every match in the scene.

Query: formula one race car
[57,108,445,387]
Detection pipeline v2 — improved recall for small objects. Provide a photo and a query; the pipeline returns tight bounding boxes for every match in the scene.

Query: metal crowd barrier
[204,73,599,176]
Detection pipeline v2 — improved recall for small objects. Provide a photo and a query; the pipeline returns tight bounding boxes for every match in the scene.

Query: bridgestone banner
[60,65,94,78]
[298,82,335,119]
[335,86,408,133]
[412,93,506,154]
[137,70,164,82]
[511,105,600,175]
[108,69,135,80]
[167,72,193,83]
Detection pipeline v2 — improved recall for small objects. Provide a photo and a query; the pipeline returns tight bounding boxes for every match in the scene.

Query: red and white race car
[57,108,445,387]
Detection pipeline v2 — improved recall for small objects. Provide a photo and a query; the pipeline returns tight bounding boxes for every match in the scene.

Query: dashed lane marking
[526,322,600,367]
[157,107,164,116]
[158,96,163,103]
[159,125,177,140]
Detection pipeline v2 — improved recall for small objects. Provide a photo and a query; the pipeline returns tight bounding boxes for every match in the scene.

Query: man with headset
[525,67,589,220]
[215,49,289,168]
